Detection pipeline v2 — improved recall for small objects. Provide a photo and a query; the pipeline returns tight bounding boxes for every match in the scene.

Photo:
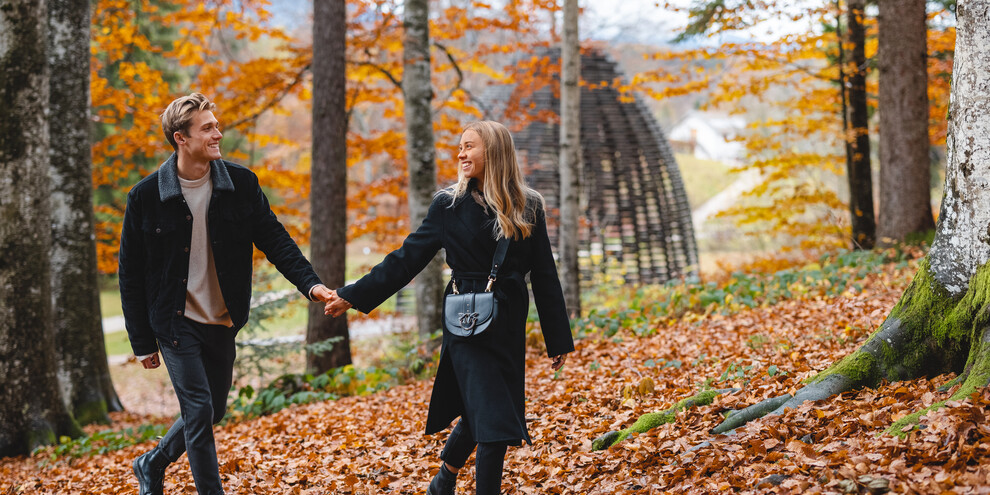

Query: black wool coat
[337,184,575,444]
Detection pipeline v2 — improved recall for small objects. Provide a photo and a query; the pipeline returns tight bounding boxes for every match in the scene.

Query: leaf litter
[4,258,990,493]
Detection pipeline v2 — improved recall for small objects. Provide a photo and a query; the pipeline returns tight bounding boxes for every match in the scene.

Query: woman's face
[458,129,486,183]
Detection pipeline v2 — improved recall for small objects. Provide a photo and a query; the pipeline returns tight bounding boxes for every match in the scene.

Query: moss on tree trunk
[712,259,990,436]
[1,0,84,456]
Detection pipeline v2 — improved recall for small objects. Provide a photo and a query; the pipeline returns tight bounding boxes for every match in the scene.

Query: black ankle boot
[427,464,457,495]
[133,447,170,495]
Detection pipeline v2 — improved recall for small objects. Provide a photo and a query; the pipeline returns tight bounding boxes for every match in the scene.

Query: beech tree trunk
[877,0,935,245]
[558,0,581,318]
[48,0,123,424]
[844,0,876,250]
[307,0,352,374]
[713,0,990,435]
[1,0,83,456]
[403,0,444,338]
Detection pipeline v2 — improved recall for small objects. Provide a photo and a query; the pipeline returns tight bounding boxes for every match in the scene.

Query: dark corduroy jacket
[118,154,322,356]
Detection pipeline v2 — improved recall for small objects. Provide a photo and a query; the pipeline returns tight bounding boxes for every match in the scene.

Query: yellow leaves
[620,377,656,402]
[170,39,206,66]
[458,57,509,82]
[638,377,656,396]
[439,94,483,119]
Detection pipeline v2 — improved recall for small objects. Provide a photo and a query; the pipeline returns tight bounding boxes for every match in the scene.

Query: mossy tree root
[711,259,990,436]
[889,321,990,435]
[710,393,791,435]
[592,388,736,451]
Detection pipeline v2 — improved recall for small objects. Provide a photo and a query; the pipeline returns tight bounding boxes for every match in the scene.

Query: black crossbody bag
[443,237,510,337]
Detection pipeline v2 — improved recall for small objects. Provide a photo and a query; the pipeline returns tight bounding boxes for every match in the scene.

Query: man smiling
[118,93,332,494]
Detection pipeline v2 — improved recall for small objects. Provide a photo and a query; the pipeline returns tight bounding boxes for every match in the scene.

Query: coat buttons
[186,215,192,221]
[182,278,187,284]
[184,247,189,252]
[155,228,161,233]
[176,310,182,316]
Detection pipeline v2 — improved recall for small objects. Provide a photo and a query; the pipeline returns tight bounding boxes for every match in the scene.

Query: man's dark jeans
[156,318,236,495]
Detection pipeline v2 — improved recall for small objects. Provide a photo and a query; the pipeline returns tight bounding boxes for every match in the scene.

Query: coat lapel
[452,190,498,259]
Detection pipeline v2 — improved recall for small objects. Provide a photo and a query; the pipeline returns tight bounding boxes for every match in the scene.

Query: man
[119,93,333,495]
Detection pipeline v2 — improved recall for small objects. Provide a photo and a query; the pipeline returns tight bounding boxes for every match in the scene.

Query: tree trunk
[48,0,122,424]
[877,0,935,245]
[307,0,352,374]
[845,0,876,250]
[713,0,990,436]
[403,0,444,338]
[0,0,83,456]
[558,0,581,318]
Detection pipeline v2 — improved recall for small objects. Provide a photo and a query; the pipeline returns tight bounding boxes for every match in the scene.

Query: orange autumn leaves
[88,0,956,266]
[90,0,568,272]
[7,255,990,493]
[632,3,956,252]
[91,0,304,272]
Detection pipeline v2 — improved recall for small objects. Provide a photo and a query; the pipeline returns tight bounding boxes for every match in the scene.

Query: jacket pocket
[141,218,177,236]
[141,218,176,255]
[140,219,176,285]
[220,207,254,243]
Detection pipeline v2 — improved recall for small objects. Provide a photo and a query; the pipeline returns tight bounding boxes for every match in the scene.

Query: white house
[668,111,745,165]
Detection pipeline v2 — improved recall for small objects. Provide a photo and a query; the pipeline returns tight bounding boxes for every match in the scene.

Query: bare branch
[431,41,490,116]
[227,63,311,129]
[355,47,404,91]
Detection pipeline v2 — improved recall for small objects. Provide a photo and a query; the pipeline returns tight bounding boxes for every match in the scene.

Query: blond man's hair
[160,93,217,150]
[444,121,545,240]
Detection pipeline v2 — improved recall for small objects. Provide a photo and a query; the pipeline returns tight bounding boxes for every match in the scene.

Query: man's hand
[311,284,333,303]
[324,290,353,318]
[550,353,568,371]
[141,353,161,369]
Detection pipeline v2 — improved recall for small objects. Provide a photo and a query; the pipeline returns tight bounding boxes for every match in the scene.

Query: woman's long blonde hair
[444,121,544,240]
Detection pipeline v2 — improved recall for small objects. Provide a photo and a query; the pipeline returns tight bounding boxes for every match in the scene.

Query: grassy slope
[674,152,737,210]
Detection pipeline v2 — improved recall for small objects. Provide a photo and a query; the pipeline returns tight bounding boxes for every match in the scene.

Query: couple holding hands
[120,93,573,495]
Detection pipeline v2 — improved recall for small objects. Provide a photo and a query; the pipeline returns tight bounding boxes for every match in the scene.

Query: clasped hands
[313,285,567,371]
[322,289,352,318]
[310,285,351,317]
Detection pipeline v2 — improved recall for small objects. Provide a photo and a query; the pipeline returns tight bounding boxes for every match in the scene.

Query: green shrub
[34,423,170,460]
[574,249,912,338]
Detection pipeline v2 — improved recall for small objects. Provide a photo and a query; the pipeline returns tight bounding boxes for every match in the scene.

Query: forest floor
[3,253,990,494]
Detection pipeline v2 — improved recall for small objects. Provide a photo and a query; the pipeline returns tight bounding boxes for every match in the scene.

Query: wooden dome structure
[487,49,699,286]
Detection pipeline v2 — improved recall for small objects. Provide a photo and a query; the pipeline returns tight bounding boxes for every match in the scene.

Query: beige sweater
[179,170,233,327]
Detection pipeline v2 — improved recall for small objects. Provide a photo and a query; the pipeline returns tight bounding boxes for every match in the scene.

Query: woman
[324,121,574,494]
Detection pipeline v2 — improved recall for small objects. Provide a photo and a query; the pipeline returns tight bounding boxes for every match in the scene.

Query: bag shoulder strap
[486,237,511,291]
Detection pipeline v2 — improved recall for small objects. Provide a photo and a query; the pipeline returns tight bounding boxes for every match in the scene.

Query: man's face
[177,110,222,162]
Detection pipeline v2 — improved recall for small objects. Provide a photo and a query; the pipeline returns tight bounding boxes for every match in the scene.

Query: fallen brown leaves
[4,260,990,494]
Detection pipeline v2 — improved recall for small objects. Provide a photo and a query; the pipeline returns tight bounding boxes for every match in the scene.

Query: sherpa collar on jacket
[157,153,235,202]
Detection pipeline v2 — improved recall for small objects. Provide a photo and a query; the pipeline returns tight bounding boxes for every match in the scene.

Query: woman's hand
[550,353,568,371]
[324,290,353,318]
